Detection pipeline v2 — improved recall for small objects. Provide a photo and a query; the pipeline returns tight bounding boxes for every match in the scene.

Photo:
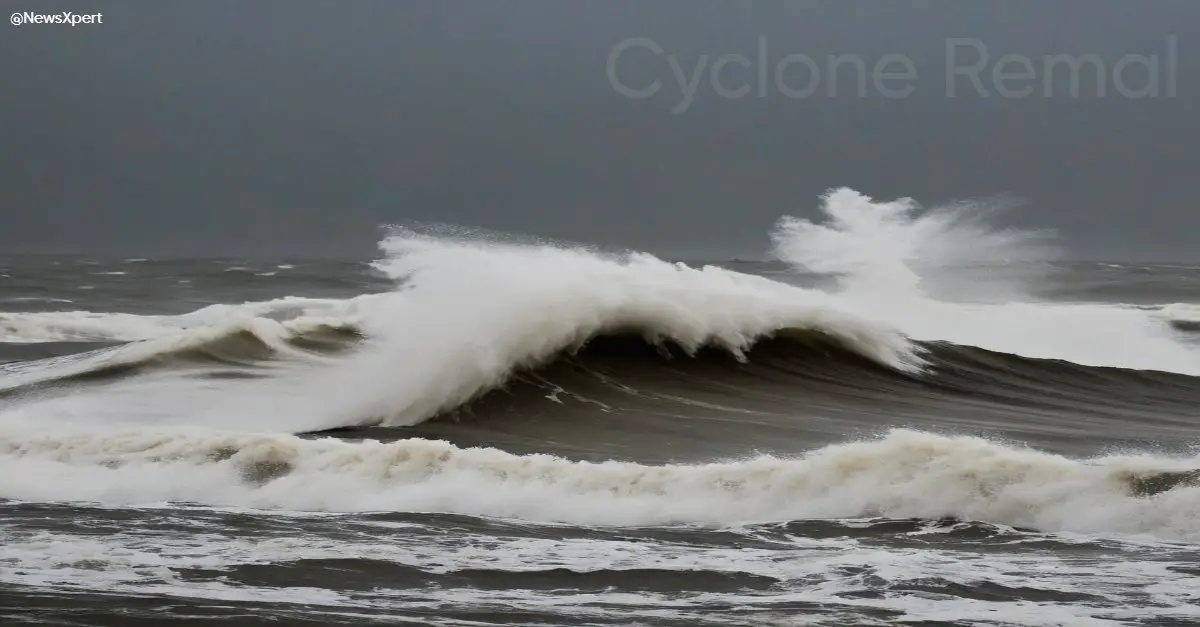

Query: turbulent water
[4,188,1200,626]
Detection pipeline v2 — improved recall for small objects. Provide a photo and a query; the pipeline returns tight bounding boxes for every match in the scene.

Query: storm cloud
[2,0,1197,260]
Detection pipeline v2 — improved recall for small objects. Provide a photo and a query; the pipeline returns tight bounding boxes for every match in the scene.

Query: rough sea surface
[3,189,1200,626]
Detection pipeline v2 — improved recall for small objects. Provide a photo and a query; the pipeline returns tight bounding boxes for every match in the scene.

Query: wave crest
[2,427,1198,540]
[327,229,920,427]
[0,295,383,344]
[0,235,920,433]
[1161,303,1200,331]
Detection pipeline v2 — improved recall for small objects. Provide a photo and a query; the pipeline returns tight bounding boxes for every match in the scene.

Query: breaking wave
[2,427,1200,540]
[1161,303,1200,331]
[0,295,382,344]
[2,187,1200,542]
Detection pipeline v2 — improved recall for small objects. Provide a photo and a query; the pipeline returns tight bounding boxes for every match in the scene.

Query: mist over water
[767,188,1200,374]
[770,187,1057,301]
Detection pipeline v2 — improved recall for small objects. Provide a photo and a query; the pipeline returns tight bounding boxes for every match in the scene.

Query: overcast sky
[2,0,1197,260]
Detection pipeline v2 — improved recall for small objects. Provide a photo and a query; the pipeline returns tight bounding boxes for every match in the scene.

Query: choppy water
[4,189,1200,625]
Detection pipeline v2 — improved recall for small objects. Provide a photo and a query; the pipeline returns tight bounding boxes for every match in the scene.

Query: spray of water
[769,187,1199,373]
[770,187,1058,302]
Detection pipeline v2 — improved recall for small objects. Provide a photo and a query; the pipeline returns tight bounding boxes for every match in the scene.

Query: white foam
[5,516,1195,623]
[0,526,1097,624]
[0,315,333,394]
[2,187,1199,540]
[0,234,917,433]
[1,428,1198,540]
[1160,303,1200,330]
[0,295,382,343]
[772,188,1200,374]
[857,299,1200,373]
[0,310,179,343]
[317,231,918,427]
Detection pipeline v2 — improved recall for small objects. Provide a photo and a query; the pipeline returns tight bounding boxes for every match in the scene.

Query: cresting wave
[0,236,922,434]
[6,189,1198,378]
[1161,303,1200,331]
[3,427,1200,540]
[3,187,1200,543]
[0,295,384,344]
[0,316,359,396]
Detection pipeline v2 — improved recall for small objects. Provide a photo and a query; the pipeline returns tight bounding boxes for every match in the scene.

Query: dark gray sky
[3,0,1198,260]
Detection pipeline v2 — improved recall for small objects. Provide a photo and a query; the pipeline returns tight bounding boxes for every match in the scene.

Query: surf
[2,426,1200,541]
[2,187,1198,438]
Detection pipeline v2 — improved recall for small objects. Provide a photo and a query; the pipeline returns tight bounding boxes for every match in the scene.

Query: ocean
[3,189,1200,626]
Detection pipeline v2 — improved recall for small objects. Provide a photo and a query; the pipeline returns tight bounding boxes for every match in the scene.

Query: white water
[1161,303,1200,330]
[3,188,1195,377]
[8,509,1197,626]
[2,427,1200,540]
[0,295,381,343]
[772,188,1200,374]
[1,187,1198,540]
